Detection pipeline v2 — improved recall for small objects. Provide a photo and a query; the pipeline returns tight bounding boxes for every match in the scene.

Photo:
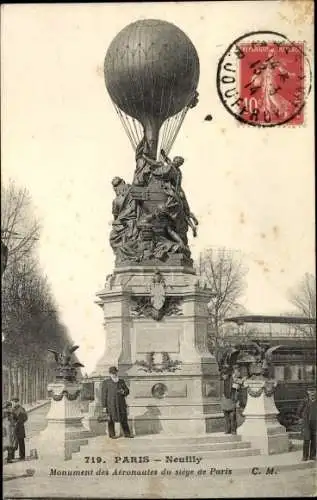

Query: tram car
[223,315,316,433]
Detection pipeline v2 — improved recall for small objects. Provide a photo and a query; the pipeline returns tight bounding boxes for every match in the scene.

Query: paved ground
[3,405,317,498]
[25,402,50,440]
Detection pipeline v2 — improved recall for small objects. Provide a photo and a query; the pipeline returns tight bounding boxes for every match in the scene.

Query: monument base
[82,380,108,436]
[38,382,89,460]
[91,265,223,435]
[238,378,290,455]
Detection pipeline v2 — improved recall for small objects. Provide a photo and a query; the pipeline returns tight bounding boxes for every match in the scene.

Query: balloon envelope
[104,19,200,125]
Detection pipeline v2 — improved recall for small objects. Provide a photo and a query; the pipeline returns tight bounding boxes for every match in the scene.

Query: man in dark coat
[12,397,28,460]
[220,367,237,434]
[3,402,18,462]
[297,389,317,461]
[104,367,132,438]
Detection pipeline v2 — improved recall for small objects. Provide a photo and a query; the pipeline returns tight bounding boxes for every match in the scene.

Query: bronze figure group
[110,141,198,265]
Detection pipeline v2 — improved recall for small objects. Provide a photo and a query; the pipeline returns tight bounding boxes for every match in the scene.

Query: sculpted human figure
[149,204,190,260]
[109,177,141,261]
[142,149,199,242]
[110,148,198,263]
[132,136,151,186]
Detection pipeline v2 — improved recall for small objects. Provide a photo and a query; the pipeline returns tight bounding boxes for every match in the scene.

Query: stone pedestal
[82,379,108,436]
[237,377,289,455]
[91,265,223,435]
[38,381,89,460]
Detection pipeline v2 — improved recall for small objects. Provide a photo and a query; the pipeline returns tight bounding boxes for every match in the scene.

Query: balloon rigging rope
[110,41,196,156]
[166,111,178,147]
[164,111,182,154]
[126,31,143,147]
[161,116,175,155]
[161,101,178,154]
[114,105,136,150]
[159,57,178,157]
[159,116,170,156]
[163,46,195,154]
[111,49,139,150]
[122,113,137,149]
[131,118,142,145]
[163,77,177,151]
[150,42,156,121]
[125,115,139,149]
[161,113,178,157]
[168,107,188,152]
[166,113,181,152]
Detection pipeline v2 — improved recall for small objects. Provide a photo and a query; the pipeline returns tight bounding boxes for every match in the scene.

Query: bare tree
[196,247,248,350]
[1,179,40,271]
[1,179,75,403]
[288,273,316,336]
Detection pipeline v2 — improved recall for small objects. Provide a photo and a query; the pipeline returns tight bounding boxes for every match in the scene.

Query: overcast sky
[2,2,314,373]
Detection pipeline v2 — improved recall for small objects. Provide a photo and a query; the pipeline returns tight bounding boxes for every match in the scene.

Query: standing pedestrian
[220,367,237,435]
[231,365,245,406]
[103,366,132,438]
[297,389,317,461]
[3,402,18,463]
[11,397,28,460]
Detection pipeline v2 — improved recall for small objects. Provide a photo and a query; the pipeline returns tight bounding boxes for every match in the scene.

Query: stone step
[77,441,261,460]
[78,434,260,459]
[70,439,88,454]
[118,433,242,445]
[154,447,261,460]
[113,441,251,453]
[91,439,252,453]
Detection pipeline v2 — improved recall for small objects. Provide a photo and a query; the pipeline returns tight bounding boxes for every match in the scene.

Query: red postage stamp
[238,42,305,126]
[217,32,311,127]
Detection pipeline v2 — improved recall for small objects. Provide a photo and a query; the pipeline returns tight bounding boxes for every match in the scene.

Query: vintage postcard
[2,1,315,499]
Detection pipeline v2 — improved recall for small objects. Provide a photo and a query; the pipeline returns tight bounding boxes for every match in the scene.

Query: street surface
[3,404,317,498]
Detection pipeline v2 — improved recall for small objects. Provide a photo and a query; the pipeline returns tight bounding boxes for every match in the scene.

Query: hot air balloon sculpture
[104,20,200,266]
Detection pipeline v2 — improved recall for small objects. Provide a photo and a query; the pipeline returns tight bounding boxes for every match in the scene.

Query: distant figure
[231,365,245,405]
[3,402,17,463]
[12,397,28,460]
[103,367,132,439]
[220,368,237,435]
[297,389,317,461]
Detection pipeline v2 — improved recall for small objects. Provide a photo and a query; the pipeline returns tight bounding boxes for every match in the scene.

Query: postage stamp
[217,31,312,127]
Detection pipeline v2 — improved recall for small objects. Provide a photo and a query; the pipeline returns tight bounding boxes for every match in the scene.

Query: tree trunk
[12,365,18,399]
[39,364,42,400]
[36,363,40,401]
[34,363,37,401]
[8,363,12,401]
[23,365,26,403]
[25,363,29,404]
[28,365,31,403]
[2,366,9,402]
[17,365,23,403]
[42,364,45,398]
[32,364,35,402]
[31,365,35,403]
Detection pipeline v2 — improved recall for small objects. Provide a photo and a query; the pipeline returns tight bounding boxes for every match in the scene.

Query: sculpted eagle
[48,345,84,369]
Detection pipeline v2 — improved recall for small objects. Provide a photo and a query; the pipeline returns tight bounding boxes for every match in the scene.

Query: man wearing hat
[11,397,28,460]
[3,401,18,462]
[103,367,132,438]
[220,366,238,435]
[297,389,317,461]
